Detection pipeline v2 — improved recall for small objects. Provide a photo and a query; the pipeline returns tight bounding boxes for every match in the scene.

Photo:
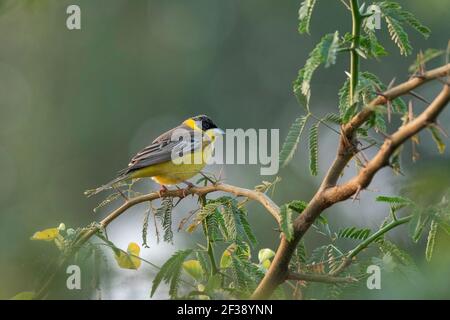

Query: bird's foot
[158,185,168,198]
[180,181,196,198]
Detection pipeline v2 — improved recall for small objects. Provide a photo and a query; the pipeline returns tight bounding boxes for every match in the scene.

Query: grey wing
[122,124,203,174]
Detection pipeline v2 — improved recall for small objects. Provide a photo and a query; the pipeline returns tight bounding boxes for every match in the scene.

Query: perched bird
[86,115,224,196]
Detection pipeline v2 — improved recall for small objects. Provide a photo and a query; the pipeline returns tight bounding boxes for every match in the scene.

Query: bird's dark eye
[192,115,218,131]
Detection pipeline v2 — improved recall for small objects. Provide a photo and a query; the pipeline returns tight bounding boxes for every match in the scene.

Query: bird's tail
[84,174,129,197]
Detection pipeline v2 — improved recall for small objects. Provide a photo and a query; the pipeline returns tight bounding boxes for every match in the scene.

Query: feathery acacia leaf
[338,77,351,118]
[151,249,193,298]
[296,32,340,105]
[279,116,309,168]
[237,207,258,246]
[359,32,388,58]
[426,219,438,262]
[309,122,320,176]
[378,2,430,36]
[325,31,340,67]
[322,113,342,125]
[376,195,411,205]
[293,69,309,110]
[298,0,317,34]
[156,198,174,243]
[385,16,412,56]
[288,200,308,214]
[378,1,430,56]
[337,227,371,240]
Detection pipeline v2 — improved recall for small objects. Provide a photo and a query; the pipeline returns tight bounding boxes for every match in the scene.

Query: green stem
[331,214,412,275]
[349,0,361,106]
[198,195,218,276]
[348,215,412,259]
[203,221,218,276]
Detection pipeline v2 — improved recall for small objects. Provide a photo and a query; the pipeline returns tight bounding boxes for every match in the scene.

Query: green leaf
[396,8,431,38]
[288,200,308,214]
[425,219,438,262]
[221,199,241,241]
[377,239,416,267]
[337,226,371,240]
[308,122,319,176]
[293,69,309,110]
[322,113,342,125]
[409,49,444,73]
[237,207,258,246]
[376,195,411,205]
[280,204,294,241]
[409,209,431,243]
[196,251,210,277]
[230,255,264,296]
[338,77,351,119]
[156,198,174,243]
[385,16,412,56]
[378,1,430,45]
[298,32,341,103]
[298,0,317,34]
[151,249,193,298]
[279,116,309,168]
[429,126,446,154]
[360,32,388,58]
[324,31,340,67]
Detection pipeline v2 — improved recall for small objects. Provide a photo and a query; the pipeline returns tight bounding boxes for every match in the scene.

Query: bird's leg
[158,185,168,198]
[182,181,195,188]
[179,181,196,198]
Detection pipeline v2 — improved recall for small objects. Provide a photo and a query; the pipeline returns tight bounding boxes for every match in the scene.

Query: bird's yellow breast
[129,148,211,185]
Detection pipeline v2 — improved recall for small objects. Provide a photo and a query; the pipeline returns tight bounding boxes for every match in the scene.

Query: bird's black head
[192,114,218,131]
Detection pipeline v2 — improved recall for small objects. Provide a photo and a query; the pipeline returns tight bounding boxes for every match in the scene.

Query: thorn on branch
[409,90,431,104]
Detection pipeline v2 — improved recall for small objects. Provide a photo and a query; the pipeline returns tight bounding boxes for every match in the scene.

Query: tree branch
[324,83,450,204]
[34,183,280,299]
[251,64,450,299]
[330,215,412,276]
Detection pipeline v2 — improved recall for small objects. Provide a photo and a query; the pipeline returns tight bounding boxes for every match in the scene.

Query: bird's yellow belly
[129,150,209,185]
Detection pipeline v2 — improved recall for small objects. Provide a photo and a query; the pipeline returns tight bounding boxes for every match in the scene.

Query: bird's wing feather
[122,124,204,174]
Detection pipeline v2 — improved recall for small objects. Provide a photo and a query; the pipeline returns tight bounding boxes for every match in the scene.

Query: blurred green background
[0,0,449,299]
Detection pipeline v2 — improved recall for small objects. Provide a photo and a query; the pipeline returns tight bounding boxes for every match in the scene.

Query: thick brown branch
[321,64,450,189]
[324,84,450,204]
[251,65,450,299]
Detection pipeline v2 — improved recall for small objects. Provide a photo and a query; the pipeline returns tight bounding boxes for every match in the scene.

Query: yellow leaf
[114,242,141,270]
[261,259,271,269]
[258,248,275,263]
[220,244,236,269]
[219,243,250,269]
[183,260,204,280]
[30,228,59,241]
[10,292,35,300]
[186,222,199,233]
